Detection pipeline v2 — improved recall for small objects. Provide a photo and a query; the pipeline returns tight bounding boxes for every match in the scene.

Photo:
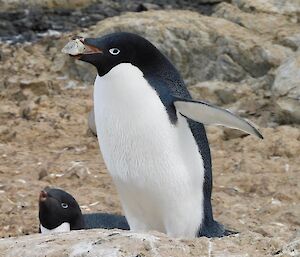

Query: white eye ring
[109,48,120,55]
[61,203,68,209]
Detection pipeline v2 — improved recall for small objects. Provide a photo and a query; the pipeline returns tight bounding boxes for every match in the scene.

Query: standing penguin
[62,33,262,238]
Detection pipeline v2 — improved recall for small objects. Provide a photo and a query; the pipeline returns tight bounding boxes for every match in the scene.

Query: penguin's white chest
[40,222,70,235]
[94,63,205,238]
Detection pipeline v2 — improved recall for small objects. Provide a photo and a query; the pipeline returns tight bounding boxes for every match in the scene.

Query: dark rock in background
[0,0,219,44]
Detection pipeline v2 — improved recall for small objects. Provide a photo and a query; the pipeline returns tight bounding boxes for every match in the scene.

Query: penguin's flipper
[173,98,263,139]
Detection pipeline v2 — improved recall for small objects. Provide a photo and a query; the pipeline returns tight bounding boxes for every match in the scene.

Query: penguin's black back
[83,213,129,230]
[140,49,225,237]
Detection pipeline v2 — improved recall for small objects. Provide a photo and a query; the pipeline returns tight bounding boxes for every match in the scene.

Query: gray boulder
[90,10,291,84]
[272,51,300,123]
[0,0,92,10]
[232,0,300,16]
[59,10,291,85]
[0,229,295,257]
[214,2,300,52]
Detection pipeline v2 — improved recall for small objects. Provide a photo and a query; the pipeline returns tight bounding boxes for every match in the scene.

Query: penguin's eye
[109,48,120,55]
[61,203,68,209]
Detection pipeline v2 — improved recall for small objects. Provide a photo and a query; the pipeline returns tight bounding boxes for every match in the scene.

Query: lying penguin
[39,187,129,234]
[62,33,262,238]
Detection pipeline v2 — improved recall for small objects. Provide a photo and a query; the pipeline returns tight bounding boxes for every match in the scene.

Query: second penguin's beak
[39,190,48,202]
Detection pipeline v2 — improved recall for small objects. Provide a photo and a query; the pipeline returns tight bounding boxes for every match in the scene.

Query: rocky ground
[0,0,299,256]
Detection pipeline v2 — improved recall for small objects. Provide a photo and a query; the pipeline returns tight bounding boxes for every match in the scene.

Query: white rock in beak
[62,39,86,55]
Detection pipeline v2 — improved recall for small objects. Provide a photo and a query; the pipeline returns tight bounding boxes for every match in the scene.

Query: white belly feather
[40,222,70,235]
[94,63,204,238]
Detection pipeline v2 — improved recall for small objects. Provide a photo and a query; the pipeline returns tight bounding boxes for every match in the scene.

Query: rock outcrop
[272,50,300,123]
[0,0,93,10]
[0,229,298,257]
[232,0,300,16]
[68,10,291,85]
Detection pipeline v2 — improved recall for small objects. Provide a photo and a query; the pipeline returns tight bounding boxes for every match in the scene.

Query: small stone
[136,3,160,12]
[20,101,38,120]
[0,126,16,142]
[38,168,48,180]
[61,39,86,55]
[34,95,49,107]
[59,111,71,120]
[65,162,90,180]
[215,89,237,104]
[20,79,49,95]
[9,90,27,103]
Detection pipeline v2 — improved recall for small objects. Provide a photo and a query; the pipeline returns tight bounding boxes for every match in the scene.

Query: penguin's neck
[70,214,85,230]
[40,215,85,234]
[40,222,71,234]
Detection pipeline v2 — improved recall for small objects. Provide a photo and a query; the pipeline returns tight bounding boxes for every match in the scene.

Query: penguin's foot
[198,220,238,238]
[223,228,239,236]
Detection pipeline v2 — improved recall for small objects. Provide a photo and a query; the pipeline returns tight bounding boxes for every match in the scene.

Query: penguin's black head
[71,32,164,76]
[38,188,84,230]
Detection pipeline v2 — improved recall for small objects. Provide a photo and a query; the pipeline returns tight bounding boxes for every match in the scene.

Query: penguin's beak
[77,37,102,55]
[62,36,102,59]
[39,190,48,202]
